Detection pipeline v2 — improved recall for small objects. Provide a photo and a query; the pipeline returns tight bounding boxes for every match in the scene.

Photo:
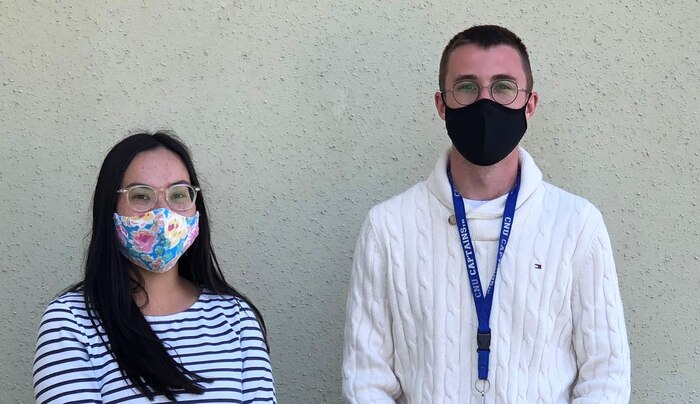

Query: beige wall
[1,1,698,402]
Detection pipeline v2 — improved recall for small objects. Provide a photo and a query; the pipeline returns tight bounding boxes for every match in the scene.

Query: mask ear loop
[522,90,535,117]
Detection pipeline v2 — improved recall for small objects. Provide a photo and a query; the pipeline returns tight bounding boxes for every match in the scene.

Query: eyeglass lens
[126,185,196,212]
[452,80,519,106]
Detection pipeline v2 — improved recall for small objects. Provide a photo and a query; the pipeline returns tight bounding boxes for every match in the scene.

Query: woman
[33,132,276,403]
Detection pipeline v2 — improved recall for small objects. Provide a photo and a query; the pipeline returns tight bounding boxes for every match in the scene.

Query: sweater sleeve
[342,213,401,403]
[570,212,631,403]
[33,299,102,404]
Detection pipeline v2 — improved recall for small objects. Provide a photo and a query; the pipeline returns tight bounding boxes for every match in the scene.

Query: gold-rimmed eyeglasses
[442,79,531,107]
[116,184,200,212]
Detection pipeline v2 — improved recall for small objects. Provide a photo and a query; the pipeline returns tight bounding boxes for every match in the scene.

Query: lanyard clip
[477,329,491,352]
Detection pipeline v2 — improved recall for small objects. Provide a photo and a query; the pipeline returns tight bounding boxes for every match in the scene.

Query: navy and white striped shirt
[33,290,276,403]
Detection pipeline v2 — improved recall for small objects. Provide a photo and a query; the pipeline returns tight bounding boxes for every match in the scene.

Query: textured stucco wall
[1,1,698,402]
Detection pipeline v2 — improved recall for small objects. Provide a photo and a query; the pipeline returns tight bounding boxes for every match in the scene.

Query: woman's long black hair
[69,131,266,400]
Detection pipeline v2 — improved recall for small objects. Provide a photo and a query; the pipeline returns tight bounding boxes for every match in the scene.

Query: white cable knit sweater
[342,148,630,403]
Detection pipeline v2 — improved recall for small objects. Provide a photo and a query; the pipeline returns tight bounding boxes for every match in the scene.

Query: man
[342,25,630,403]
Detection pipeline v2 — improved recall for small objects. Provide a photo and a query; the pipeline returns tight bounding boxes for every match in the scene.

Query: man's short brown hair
[438,25,533,92]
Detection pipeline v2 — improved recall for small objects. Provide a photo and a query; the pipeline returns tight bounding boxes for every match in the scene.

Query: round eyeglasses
[443,79,530,107]
[116,184,200,213]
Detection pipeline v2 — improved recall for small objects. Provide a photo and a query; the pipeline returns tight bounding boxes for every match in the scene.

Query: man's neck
[449,148,520,201]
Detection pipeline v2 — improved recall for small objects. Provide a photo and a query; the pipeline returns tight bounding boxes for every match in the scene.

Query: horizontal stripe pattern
[33,290,276,403]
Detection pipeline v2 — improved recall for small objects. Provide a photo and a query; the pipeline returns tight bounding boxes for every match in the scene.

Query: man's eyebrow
[452,73,518,83]
[452,74,478,83]
[491,73,517,81]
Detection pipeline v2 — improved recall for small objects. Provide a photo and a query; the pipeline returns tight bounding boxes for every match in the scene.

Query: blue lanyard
[447,164,520,381]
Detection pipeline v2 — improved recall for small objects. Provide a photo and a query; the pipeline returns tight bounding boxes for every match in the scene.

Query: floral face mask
[113,208,199,273]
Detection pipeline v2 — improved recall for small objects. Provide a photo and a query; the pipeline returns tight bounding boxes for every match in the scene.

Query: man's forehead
[447,44,523,66]
[446,44,526,78]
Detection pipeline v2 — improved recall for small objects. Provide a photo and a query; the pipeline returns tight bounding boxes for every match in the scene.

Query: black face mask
[445,98,528,166]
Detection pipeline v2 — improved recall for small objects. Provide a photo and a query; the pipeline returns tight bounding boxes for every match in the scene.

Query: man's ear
[435,91,446,121]
[525,91,538,118]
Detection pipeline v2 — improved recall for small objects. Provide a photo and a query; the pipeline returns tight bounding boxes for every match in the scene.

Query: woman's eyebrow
[121,180,191,188]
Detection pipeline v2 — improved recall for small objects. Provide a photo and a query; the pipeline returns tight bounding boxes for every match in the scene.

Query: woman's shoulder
[36,290,97,347]
[197,290,262,326]
[198,289,253,313]
[53,289,87,305]
[40,290,89,321]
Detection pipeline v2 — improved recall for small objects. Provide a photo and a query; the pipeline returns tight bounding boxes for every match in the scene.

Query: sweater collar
[427,146,543,219]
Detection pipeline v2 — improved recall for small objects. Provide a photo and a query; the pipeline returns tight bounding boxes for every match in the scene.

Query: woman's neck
[132,264,201,316]
[449,147,520,201]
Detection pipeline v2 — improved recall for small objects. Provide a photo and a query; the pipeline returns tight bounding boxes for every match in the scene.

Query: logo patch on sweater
[533,263,542,270]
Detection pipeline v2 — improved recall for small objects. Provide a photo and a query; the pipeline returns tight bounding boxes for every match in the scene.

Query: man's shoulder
[540,180,604,226]
[367,180,433,221]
